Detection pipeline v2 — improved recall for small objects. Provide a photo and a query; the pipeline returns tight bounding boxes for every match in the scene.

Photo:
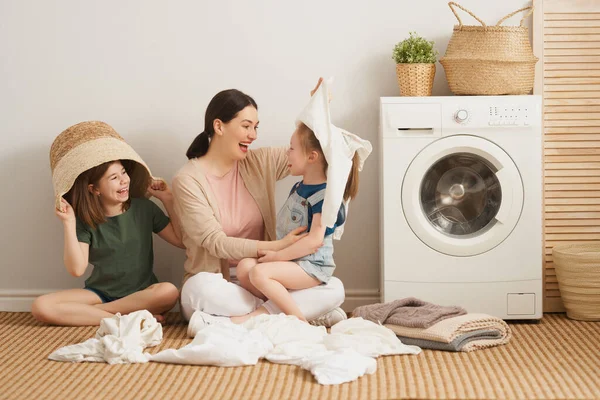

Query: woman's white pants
[180,272,345,321]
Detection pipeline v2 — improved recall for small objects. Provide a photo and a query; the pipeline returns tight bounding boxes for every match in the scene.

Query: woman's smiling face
[217,105,259,161]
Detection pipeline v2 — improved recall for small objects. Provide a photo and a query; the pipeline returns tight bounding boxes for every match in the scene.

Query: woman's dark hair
[186,89,258,159]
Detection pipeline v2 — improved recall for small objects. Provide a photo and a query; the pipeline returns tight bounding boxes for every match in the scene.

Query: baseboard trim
[0,289,45,312]
[0,288,382,313]
[342,289,380,313]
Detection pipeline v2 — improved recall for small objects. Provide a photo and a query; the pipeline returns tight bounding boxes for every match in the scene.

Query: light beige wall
[0,0,533,311]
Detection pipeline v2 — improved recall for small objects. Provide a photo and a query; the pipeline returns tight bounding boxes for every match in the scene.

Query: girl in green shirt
[32,159,184,326]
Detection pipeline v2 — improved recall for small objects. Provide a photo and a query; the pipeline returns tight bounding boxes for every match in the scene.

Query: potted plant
[392,32,439,96]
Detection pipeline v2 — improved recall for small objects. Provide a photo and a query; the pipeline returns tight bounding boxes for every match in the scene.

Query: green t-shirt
[76,197,170,299]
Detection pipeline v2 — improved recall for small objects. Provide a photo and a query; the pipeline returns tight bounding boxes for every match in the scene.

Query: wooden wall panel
[535,0,600,312]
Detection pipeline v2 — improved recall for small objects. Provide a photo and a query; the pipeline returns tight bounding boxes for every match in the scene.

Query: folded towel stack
[352,297,467,328]
[353,299,511,352]
[384,313,512,352]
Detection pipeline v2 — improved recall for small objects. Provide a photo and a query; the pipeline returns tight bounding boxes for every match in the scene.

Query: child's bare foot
[154,314,166,323]
[230,306,270,324]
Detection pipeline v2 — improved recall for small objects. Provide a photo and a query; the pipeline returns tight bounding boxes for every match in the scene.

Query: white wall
[0,0,532,311]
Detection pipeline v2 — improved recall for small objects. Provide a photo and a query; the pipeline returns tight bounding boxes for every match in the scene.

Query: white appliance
[380,96,542,319]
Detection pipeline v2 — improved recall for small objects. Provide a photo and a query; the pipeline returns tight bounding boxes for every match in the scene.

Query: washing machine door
[402,135,523,256]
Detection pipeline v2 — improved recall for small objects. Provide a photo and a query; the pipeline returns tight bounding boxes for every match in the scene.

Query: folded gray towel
[396,329,502,352]
[352,298,467,328]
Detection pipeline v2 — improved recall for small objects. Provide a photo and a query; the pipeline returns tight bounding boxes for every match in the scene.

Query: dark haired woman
[173,82,346,334]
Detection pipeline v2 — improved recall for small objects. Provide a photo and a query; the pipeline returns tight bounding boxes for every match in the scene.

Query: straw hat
[50,121,154,211]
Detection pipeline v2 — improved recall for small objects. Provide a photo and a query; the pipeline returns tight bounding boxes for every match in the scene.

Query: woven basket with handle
[552,243,600,321]
[439,2,538,95]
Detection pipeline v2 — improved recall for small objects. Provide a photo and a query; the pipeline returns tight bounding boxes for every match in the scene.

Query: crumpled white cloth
[295,77,373,239]
[150,322,273,367]
[149,314,421,385]
[48,310,162,364]
[301,349,377,385]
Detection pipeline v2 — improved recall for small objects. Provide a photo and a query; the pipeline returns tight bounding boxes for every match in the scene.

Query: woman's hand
[148,179,173,203]
[258,249,280,263]
[282,226,308,248]
[55,198,76,225]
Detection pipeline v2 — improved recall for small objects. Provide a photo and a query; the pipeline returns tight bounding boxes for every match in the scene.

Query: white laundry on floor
[48,310,162,364]
[149,314,421,385]
[149,322,273,367]
[246,314,329,365]
[326,317,417,357]
[301,348,377,385]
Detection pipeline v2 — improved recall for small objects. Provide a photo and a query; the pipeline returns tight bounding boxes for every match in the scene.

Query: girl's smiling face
[89,161,130,205]
[286,129,309,176]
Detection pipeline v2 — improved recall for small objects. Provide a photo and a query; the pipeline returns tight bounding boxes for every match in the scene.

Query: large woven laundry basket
[50,121,154,212]
[552,243,600,321]
[439,2,538,95]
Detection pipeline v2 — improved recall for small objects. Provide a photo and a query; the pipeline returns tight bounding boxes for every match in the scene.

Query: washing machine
[380,96,542,319]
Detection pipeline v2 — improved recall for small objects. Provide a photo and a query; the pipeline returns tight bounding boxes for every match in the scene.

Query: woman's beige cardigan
[172,147,289,285]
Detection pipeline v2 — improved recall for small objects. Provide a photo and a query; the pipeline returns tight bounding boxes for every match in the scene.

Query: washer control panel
[487,105,531,126]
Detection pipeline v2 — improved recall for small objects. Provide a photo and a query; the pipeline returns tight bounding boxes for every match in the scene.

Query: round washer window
[420,152,502,237]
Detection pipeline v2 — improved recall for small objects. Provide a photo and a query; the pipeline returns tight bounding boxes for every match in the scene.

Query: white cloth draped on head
[295,78,372,239]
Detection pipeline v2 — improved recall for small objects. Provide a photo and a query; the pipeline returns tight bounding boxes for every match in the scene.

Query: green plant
[392,32,438,64]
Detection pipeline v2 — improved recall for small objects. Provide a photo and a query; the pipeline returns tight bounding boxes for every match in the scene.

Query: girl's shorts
[297,261,335,284]
[84,287,121,303]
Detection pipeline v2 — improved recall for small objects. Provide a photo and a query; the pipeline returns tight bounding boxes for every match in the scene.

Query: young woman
[173,81,347,336]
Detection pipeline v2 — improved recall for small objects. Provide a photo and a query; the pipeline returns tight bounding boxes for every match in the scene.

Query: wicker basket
[396,63,435,96]
[50,121,156,212]
[552,243,600,321]
[439,2,538,95]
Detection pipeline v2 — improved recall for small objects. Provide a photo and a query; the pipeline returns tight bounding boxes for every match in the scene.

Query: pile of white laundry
[49,311,421,385]
[151,314,421,384]
[48,310,162,364]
